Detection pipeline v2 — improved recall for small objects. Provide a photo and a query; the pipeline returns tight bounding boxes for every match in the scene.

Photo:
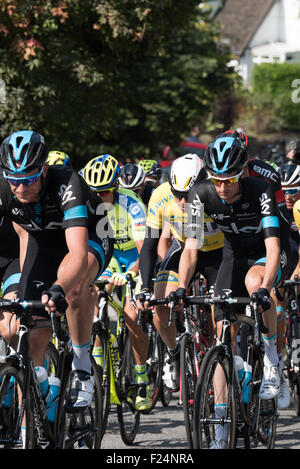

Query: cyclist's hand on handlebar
[111,271,137,286]
[171,288,186,311]
[136,288,153,311]
[42,284,68,316]
[251,287,270,312]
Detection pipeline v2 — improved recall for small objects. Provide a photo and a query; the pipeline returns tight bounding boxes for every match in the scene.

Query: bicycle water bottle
[234,355,245,381]
[35,366,50,402]
[241,362,252,404]
[46,376,60,422]
[2,376,15,407]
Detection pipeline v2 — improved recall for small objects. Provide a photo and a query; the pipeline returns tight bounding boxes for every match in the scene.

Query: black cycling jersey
[248,159,289,222]
[0,166,113,305]
[0,216,19,263]
[0,217,20,295]
[0,166,111,240]
[186,176,290,257]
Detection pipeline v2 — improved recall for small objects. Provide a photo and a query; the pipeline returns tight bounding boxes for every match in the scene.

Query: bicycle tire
[58,357,103,449]
[117,333,140,445]
[160,343,172,407]
[238,318,277,449]
[143,330,164,414]
[252,353,277,449]
[98,329,111,438]
[180,334,197,449]
[0,364,34,449]
[193,345,236,449]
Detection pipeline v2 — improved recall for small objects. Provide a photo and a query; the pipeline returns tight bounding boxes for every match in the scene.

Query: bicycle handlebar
[0,299,45,311]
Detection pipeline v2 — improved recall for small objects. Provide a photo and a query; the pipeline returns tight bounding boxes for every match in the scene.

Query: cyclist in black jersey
[0,130,113,411]
[176,134,292,448]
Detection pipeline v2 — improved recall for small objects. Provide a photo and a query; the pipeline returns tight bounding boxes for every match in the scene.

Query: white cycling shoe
[259,364,280,400]
[66,370,94,413]
[209,439,228,450]
[277,375,291,409]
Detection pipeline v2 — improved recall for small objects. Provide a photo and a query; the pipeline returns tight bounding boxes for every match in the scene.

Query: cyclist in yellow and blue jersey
[83,154,152,411]
[137,154,224,391]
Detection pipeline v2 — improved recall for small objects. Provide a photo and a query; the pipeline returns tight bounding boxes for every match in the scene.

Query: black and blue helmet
[204,136,248,175]
[0,130,49,174]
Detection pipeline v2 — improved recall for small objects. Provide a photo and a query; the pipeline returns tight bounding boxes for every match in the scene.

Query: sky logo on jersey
[259,193,271,215]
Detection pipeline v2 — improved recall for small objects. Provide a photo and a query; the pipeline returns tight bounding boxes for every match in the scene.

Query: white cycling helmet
[119,163,145,189]
[278,163,300,187]
[169,153,206,193]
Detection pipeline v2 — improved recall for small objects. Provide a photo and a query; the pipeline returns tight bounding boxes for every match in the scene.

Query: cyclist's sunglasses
[283,186,300,196]
[96,187,115,197]
[171,187,188,200]
[3,169,44,187]
[208,169,243,186]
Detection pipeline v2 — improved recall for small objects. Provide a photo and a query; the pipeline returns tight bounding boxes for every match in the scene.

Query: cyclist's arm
[12,222,28,270]
[54,226,89,295]
[157,221,172,263]
[177,238,200,290]
[139,226,161,289]
[126,238,144,277]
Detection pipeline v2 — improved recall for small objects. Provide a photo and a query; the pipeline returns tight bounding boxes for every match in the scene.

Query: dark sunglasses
[171,187,188,200]
[3,169,44,187]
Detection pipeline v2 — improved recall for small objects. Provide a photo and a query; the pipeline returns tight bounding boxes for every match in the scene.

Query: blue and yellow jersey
[107,187,146,251]
[147,182,224,251]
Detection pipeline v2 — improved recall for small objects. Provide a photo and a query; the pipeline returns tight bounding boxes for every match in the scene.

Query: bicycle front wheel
[58,358,103,449]
[144,330,164,413]
[193,345,236,449]
[0,364,34,449]
[180,334,197,448]
[117,333,140,445]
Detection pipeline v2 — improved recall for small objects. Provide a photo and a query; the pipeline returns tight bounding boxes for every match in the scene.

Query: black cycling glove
[251,288,270,312]
[175,288,187,301]
[42,284,68,315]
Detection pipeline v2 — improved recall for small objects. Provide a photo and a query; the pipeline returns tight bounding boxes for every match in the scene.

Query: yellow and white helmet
[47,151,72,168]
[169,153,206,193]
[83,154,120,191]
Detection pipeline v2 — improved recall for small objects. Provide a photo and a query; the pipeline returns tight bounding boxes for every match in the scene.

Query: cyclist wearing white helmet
[137,154,224,391]
[119,163,146,198]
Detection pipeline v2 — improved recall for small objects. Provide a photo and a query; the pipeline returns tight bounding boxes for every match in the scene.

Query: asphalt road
[101,391,300,451]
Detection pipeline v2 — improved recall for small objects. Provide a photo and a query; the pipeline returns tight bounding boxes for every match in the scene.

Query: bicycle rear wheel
[180,334,197,448]
[0,364,34,449]
[193,345,236,449]
[117,333,140,445]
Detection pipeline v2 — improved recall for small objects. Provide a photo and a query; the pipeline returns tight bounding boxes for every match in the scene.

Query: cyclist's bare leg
[0,290,19,349]
[65,252,99,347]
[153,280,177,350]
[245,265,277,339]
[123,296,148,365]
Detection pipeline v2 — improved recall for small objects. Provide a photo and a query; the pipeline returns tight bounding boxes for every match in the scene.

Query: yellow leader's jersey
[147,181,224,252]
[293,199,300,232]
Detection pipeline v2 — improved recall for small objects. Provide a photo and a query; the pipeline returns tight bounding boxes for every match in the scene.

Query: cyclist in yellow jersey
[137,154,223,390]
[83,154,152,411]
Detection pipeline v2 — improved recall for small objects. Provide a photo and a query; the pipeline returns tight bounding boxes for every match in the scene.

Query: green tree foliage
[0,0,237,167]
[249,62,300,133]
